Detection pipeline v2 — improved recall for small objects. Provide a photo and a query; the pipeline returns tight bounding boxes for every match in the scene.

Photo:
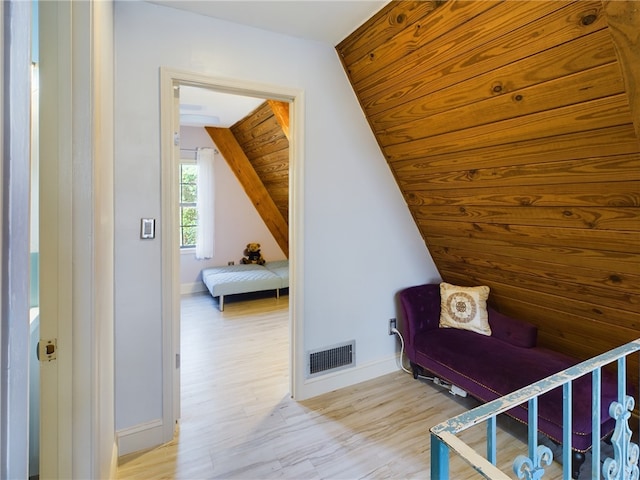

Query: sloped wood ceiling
[231,101,290,224]
[338,0,640,375]
[206,100,289,256]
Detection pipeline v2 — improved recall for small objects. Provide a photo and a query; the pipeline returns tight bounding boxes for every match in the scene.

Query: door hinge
[176,353,180,369]
[37,338,58,362]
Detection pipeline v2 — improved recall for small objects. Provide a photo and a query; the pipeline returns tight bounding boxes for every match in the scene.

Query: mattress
[201,264,281,298]
[264,260,289,288]
[201,261,290,311]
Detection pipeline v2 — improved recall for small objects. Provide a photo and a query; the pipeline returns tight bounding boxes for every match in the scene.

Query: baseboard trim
[297,353,400,401]
[108,440,118,478]
[181,282,207,295]
[116,419,165,456]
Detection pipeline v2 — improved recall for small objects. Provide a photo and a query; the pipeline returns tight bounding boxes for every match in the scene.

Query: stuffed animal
[241,242,265,265]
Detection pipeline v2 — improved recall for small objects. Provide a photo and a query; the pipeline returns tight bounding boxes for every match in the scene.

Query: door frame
[38,2,116,477]
[159,68,305,435]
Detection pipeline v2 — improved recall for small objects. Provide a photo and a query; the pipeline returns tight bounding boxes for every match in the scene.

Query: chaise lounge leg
[572,451,586,480]
[410,362,421,380]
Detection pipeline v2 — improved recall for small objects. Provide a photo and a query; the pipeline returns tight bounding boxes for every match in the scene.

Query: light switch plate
[140,218,155,239]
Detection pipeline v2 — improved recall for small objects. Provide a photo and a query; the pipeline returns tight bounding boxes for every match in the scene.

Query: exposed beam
[205,126,289,257]
[267,99,290,141]
[604,0,640,141]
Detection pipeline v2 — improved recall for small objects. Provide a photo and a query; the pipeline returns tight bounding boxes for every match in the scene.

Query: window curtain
[195,147,215,259]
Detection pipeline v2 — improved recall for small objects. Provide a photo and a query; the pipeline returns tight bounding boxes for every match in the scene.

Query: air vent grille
[307,341,355,377]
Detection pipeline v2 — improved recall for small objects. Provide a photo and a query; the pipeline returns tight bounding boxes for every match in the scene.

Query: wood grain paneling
[205,101,290,257]
[267,100,290,140]
[604,0,640,138]
[230,102,290,231]
[338,0,640,384]
[205,126,288,257]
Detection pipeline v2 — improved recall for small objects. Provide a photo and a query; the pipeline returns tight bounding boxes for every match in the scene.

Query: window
[179,161,198,248]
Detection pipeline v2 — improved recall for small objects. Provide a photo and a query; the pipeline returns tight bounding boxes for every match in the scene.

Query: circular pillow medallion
[439,282,491,336]
[446,292,477,324]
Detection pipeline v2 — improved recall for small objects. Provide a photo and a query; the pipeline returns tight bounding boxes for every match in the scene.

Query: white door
[38,2,74,476]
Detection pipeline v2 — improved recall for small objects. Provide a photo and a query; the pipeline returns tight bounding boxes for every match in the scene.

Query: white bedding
[264,260,289,289]
[201,260,289,311]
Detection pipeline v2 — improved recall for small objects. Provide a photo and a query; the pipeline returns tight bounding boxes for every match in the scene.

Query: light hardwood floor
[117,292,568,479]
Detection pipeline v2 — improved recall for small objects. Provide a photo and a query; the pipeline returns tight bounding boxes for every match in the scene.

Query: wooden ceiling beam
[205,126,289,257]
[267,100,290,141]
[604,0,640,141]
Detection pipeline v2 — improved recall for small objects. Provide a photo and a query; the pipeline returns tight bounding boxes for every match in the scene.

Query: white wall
[1,2,32,477]
[179,126,286,293]
[114,0,439,450]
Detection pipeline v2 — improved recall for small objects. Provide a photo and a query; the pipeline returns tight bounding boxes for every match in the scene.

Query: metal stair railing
[430,339,640,480]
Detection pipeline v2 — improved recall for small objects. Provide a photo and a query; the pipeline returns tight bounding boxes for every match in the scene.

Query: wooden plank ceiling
[337,0,640,377]
[206,100,289,257]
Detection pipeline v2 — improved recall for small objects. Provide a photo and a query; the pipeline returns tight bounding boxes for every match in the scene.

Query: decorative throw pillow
[439,282,491,336]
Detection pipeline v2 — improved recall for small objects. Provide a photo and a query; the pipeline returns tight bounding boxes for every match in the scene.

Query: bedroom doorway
[176,86,286,295]
[160,68,304,434]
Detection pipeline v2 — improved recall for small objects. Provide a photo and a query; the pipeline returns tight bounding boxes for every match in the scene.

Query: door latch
[37,339,57,362]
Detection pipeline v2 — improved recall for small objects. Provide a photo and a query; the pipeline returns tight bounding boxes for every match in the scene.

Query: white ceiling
[150,0,388,128]
[149,0,387,45]
[179,86,265,128]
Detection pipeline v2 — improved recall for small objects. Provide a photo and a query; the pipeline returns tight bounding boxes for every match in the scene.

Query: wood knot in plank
[581,13,598,26]
[512,94,524,102]
[491,82,504,94]
[609,274,622,284]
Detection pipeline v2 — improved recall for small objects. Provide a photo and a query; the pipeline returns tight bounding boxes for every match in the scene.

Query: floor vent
[307,341,355,377]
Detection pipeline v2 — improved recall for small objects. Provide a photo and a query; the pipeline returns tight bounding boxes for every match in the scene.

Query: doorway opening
[176,86,285,296]
[159,69,304,438]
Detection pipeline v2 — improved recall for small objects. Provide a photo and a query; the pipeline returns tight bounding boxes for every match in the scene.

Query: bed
[201,260,289,311]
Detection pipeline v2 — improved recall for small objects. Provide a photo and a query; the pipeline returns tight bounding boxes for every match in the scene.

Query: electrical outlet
[388,318,397,335]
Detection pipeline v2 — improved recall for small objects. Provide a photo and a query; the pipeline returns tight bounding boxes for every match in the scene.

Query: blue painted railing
[430,339,640,480]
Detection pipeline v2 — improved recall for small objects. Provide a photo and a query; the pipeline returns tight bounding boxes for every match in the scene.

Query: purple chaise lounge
[399,283,622,479]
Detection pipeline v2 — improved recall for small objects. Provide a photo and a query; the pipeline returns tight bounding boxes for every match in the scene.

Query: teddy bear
[241,242,265,265]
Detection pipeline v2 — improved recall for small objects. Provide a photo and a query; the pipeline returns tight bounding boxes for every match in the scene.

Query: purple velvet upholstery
[488,307,537,348]
[399,283,620,453]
